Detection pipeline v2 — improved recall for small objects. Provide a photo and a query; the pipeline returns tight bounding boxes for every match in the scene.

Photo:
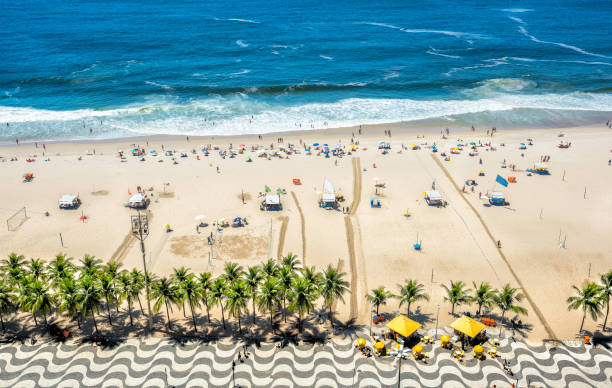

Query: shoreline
[1,119,606,149]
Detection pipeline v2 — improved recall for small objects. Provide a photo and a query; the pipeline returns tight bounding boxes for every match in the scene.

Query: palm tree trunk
[137,295,144,315]
[43,311,48,327]
[376,304,379,315]
[220,303,226,330]
[0,312,5,332]
[580,311,586,333]
[32,312,38,326]
[282,297,287,322]
[407,302,411,317]
[477,303,482,316]
[238,314,242,334]
[298,314,302,333]
[252,297,256,324]
[91,309,98,334]
[165,301,172,329]
[328,301,334,328]
[128,299,134,326]
[451,302,455,315]
[105,296,112,325]
[205,302,210,323]
[603,301,610,331]
[182,301,186,318]
[188,296,198,332]
[269,310,274,330]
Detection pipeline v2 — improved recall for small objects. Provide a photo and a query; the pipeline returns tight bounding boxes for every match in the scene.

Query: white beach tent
[59,194,78,206]
[321,178,337,204]
[425,190,442,201]
[265,194,280,206]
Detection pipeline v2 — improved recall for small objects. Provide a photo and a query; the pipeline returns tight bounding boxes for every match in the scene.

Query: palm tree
[245,266,262,324]
[472,282,497,316]
[494,284,528,332]
[28,279,56,327]
[599,271,612,331]
[79,276,102,334]
[366,286,392,315]
[198,272,213,323]
[173,267,189,317]
[301,266,322,303]
[16,277,37,326]
[277,265,294,322]
[79,255,101,278]
[151,277,178,330]
[0,281,15,332]
[567,281,602,333]
[99,274,116,326]
[320,265,349,328]
[261,258,278,279]
[180,274,201,332]
[57,276,82,329]
[257,277,280,330]
[225,280,248,334]
[210,278,228,330]
[48,254,74,285]
[442,281,471,315]
[281,253,301,272]
[223,262,245,285]
[396,280,429,317]
[104,262,122,312]
[1,253,25,285]
[117,272,135,326]
[28,258,45,280]
[130,269,146,315]
[289,277,315,332]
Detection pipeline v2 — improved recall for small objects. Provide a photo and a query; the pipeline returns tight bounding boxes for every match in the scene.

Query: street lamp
[435,304,440,339]
[131,210,153,331]
[390,338,410,388]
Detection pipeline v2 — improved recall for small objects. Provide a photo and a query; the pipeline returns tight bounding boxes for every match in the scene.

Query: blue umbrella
[520,142,525,146]
[313,143,319,146]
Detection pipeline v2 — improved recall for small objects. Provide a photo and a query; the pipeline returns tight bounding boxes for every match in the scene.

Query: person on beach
[15,138,19,145]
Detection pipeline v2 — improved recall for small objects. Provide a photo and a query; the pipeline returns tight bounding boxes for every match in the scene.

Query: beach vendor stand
[424,190,444,207]
[450,315,487,348]
[531,163,550,175]
[261,194,282,211]
[370,196,381,208]
[487,191,507,206]
[128,193,150,209]
[59,194,81,209]
[386,315,421,342]
[319,178,338,208]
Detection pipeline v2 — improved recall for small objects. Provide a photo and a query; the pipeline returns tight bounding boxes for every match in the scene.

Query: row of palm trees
[0,252,350,336]
[365,280,527,331]
[567,271,612,333]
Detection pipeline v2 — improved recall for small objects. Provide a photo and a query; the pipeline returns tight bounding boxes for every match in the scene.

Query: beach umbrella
[357,338,366,347]
[370,196,379,201]
[239,144,245,147]
[195,215,206,221]
[469,142,476,145]
[313,143,319,146]
[374,342,385,350]
[474,345,484,353]
[323,143,328,147]
[234,217,241,223]
[413,344,423,353]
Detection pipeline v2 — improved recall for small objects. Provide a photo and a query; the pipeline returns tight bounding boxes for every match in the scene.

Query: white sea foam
[145,81,175,91]
[320,55,333,60]
[2,92,612,141]
[508,16,526,25]
[228,69,251,77]
[236,40,249,47]
[517,26,612,59]
[426,47,460,59]
[444,58,510,76]
[362,22,486,40]
[500,8,534,13]
[469,78,537,95]
[227,18,260,24]
[383,71,400,80]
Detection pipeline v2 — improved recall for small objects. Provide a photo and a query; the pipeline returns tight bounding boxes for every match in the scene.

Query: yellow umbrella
[474,345,484,353]
[357,338,366,347]
[412,344,423,353]
[374,342,385,350]
[393,343,401,350]
[450,315,486,338]
[385,315,422,338]
[441,335,450,343]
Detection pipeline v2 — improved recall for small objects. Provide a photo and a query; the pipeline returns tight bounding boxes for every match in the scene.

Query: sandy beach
[1,123,611,340]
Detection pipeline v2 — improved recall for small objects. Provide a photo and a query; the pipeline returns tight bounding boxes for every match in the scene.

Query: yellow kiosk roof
[450,315,486,338]
[385,315,421,337]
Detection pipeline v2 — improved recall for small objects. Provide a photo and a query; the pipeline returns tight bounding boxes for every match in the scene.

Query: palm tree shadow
[410,307,433,324]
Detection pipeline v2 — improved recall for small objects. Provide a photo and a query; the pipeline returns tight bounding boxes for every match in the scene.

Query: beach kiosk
[488,191,507,206]
[532,163,550,175]
[59,194,81,210]
[386,315,421,341]
[262,194,282,211]
[451,315,486,342]
[424,190,444,207]
[319,178,338,208]
[128,193,150,209]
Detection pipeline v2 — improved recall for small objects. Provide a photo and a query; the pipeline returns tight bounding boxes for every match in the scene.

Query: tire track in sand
[276,216,289,259]
[291,191,307,264]
[345,157,362,320]
[431,153,557,340]
[110,233,135,263]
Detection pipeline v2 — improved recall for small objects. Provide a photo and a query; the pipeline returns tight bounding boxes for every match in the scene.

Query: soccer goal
[6,207,28,231]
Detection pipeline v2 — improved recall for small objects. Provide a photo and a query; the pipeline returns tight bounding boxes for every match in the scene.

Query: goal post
[6,207,28,231]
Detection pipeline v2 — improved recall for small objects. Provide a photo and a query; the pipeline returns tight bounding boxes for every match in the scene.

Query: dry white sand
[1,124,610,340]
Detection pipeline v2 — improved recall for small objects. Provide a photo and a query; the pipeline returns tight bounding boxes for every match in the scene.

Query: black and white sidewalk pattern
[0,330,611,387]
